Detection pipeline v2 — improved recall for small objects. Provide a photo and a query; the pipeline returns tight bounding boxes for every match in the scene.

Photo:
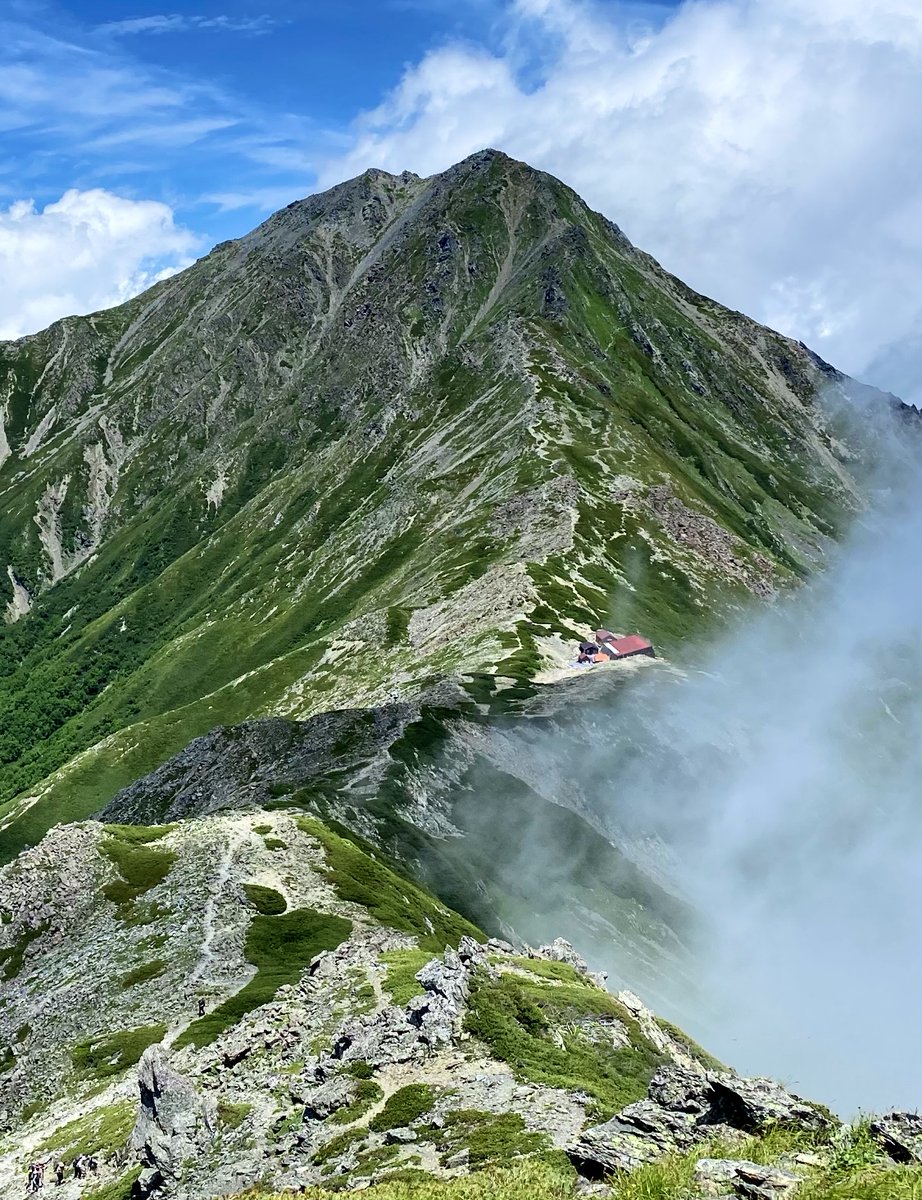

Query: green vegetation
[345,1060,375,1079]
[243,883,288,915]
[100,829,176,919]
[264,837,287,851]
[430,1111,553,1169]
[253,1158,578,1198]
[463,971,666,1118]
[14,1022,30,1042]
[70,1025,166,1081]
[299,818,483,952]
[253,824,273,835]
[118,958,167,990]
[368,1084,436,1132]
[218,1100,253,1129]
[80,1167,143,1200]
[381,948,431,1005]
[313,1128,367,1166]
[38,1100,135,1159]
[654,1017,726,1072]
[101,823,174,843]
[175,907,351,1048]
[329,1079,384,1125]
[0,921,49,981]
[503,957,589,986]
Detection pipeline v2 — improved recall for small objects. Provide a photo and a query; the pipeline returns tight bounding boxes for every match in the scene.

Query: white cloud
[0,189,199,340]
[317,0,922,390]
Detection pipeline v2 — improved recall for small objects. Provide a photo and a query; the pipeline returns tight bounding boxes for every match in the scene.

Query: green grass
[174,907,351,1048]
[328,1079,384,1125]
[298,817,483,953]
[653,1017,726,1072]
[38,1100,135,1158]
[218,1100,253,1129]
[80,1167,143,1200]
[0,921,49,980]
[243,883,288,915]
[118,958,167,990]
[429,1111,553,1169]
[100,831,176,918]
[368,1084,436,1132]
[70,1025,166,1081]
[502,957,589,986]
[381,949,431,1005]
[463,972,666,1118]
[101,823,174,843]
[253,1157,578,1198]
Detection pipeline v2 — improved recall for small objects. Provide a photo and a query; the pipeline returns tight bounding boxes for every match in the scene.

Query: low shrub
[381,949,431,1006]
[243,884,287,915]
[118,959,167,989]
[369,1084,435,1132]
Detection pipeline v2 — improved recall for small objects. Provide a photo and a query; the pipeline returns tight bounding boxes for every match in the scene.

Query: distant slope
[0,149,886,859]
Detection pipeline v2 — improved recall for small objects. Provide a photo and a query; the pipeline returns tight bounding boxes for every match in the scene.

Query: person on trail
[198,998,206,1017]
[72,1156,85,1180]
[27,1162,45,1192]
[26,1163,36,1194]
[86,1156,98,1176]
[53,1162,64,1187]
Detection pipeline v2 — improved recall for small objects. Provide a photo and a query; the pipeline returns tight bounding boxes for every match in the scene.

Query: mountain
[0,150,915,1200]
[0,149,884,865]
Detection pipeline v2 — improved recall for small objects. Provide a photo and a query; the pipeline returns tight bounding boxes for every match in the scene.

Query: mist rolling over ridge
[491,394,922,1116]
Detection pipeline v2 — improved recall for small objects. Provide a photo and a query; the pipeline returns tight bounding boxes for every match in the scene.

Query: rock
[443,1148,470,1169]
[871,1112,922,1163]
[385,1127,418,1144]
[406,940,487,1047]
[706,1073,832,1134]
[129,1045,217,1187]
[329,1005,421,1067]
[569,1065,830,1178]
[534,938,592,974]
[695,1158,802,1198]
[299,1076,357,1120]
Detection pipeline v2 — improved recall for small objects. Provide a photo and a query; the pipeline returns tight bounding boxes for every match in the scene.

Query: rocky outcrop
[695,1157,802,1199]
[569,1065,832,1176]
[870,1112,922,1163]
[406,936,486,1047]
[129,1046,217,1193]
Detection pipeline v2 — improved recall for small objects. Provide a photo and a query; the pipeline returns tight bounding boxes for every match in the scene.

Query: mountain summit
[0,149,882,858]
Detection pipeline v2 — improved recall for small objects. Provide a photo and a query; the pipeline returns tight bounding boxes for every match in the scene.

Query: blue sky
[4,0,676,241]
[2,0,921,400]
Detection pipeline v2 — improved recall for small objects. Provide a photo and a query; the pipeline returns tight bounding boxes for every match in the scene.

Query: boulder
[329,1006,421,1068]
[299,1076,358,1121]
[706,1073,832,1134]
[569,1065,831,1179]
[871,1112,922,1163]
[695,1158,802,1199]
[129,1045,217,1187]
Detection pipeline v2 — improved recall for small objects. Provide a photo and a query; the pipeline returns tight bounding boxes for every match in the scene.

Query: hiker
[198,997,206,1017]
[86,1156,99,1175]
[72,1155,86,1180]
[27,1161,44,1192]
[53,1162,64,1187]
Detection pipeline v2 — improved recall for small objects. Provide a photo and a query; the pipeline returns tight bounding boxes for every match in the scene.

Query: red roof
[610,634,652,655]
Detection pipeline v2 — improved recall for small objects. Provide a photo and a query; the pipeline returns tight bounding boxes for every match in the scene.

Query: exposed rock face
[407,936,486,1047]
[871,1112,922,1163]
[129,1045,217,1191]
[569,1065,831,1176]
[695,1157,802,1199]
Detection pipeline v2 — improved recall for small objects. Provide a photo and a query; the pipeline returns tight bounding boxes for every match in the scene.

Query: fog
[507,398,922,1116]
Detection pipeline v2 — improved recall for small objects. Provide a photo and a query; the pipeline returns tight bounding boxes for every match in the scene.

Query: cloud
[98,13,276,37]
[0,188,199,340]
[317,0,922,388]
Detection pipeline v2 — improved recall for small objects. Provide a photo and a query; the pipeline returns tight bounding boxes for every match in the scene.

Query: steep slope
[0,810,917,1200]
[0,150,886,861]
